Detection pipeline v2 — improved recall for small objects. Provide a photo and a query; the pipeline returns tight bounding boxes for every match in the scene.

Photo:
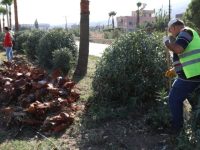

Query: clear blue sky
[13,0,191,25]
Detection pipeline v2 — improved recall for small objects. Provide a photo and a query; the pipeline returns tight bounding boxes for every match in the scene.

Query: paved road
[76,41,109,57]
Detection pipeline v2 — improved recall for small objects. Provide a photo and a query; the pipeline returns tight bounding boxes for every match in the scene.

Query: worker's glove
[165,68,177,78]
[163,36,170,45]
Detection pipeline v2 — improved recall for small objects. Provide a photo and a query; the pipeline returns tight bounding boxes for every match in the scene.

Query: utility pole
[169,0,171,21]
[14,0,19,31]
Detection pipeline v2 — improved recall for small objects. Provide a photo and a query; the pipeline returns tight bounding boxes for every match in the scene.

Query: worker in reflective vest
[163,18,200,134]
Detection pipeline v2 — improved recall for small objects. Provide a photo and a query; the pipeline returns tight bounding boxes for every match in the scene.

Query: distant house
[117,9,155,31]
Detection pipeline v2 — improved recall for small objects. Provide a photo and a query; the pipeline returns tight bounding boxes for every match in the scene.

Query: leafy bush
[92,30,168,107]
[69,28,80,37]
[14,30,30,53]
[24,30,46,60]
[52,48,73,75]
[37,29,78,69]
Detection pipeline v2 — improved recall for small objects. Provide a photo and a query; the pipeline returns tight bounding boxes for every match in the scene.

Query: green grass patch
[0,138,64,150]
[73,55,99,100]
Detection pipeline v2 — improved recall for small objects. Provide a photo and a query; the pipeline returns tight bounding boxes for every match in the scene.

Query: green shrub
[14,30,30,53]
[92,30,168,107]
[25,30,46,60]
[69,28,80,37]
[37,29,78,69]
[52,48,73,75]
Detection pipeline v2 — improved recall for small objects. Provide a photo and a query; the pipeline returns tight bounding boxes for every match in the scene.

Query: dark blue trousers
[169,78,200,129]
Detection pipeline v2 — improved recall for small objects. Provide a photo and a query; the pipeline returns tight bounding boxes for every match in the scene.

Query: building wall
[117,9,155,31]
[117,16,136,31]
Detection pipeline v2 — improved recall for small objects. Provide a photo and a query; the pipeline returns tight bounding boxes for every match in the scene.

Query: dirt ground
[77,117,175,150]
[89,31,114,44]
[0,92,176,149]
[0,54,177,150]
[0,107,176,150]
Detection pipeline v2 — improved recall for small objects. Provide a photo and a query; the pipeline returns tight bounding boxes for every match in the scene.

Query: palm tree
[1,0,13,28]
[13,0,19,31]
[108,12,112,28]
[109,11,116,29]
[74,0,90,76]
[0,6,7,31]
[136,2,142,27]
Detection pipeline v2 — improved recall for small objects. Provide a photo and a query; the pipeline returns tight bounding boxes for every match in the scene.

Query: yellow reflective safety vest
[178,27,200,78]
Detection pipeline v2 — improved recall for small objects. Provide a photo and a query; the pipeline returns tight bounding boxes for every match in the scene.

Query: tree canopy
[184,0,200,30]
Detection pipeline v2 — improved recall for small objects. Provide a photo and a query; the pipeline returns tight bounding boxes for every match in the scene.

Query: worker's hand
[165,68,177,78]
[163,36,170,45]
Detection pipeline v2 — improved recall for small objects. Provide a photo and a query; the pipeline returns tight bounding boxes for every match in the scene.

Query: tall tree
[183,0,200,30]
[0,6,7,31]
[108,12,111,28]
[136,2,142,27]
[153,8,168,31]
[108,11,116,29]
[74,0,90,76]
[13,0,19,31]
[34,19,39,29]
[1,0,13,28]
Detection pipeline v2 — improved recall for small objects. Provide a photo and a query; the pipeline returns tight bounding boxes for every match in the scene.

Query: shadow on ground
[75,96,176,150]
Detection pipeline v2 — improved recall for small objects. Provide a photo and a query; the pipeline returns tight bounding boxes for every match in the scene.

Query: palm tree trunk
[0,19,2,32]
[112,16,114,29]
[14,0,19,31]
[108,16,111,28]
[9,5,11,27]
[5,5,9,27]
[3,15,5,29]
[74,0,90,76]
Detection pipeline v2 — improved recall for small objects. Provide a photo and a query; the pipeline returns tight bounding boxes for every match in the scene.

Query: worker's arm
[163,29,193,54]
[165,42,184,54]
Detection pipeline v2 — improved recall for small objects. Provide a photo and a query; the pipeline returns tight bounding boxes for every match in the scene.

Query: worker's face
[168,25,179,37]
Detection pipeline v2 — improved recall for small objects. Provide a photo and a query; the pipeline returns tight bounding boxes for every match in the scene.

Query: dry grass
[0,51,6,62]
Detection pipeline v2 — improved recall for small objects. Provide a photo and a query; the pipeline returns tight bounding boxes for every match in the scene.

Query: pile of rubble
[0,59,80,133]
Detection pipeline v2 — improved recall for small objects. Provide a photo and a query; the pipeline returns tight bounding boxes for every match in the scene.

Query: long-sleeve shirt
[3,32,12,47]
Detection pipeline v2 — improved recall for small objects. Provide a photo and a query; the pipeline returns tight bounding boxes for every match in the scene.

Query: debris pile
[0,60,80,133]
